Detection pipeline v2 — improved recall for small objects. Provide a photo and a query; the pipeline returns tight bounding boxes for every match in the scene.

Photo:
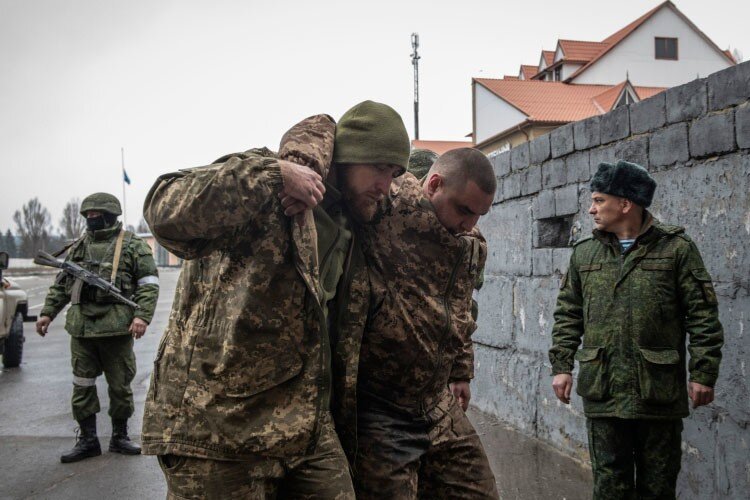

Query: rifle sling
[52,236,84,258]
[110,229,126,284]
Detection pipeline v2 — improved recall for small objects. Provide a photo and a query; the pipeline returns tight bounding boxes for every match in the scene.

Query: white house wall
[554,46,564,63]
[474,84,528,145]
[571,7,731,87]
[562,63,583,80]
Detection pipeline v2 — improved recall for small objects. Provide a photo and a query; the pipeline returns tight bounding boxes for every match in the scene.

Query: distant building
[473,0,736,154]
[411,139,474,155]
[137,233,182,267]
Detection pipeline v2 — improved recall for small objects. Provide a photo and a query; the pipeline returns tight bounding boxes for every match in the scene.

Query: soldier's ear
[425,173,443,197]
[620,197,632,213]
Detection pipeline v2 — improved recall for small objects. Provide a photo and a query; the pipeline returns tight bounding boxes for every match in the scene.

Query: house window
[655,37,678,60]
[554,66,562,81]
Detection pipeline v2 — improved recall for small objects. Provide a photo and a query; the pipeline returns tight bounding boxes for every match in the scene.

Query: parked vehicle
[0,252,36,368]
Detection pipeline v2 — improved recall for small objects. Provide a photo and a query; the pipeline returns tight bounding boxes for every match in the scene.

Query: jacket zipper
[419,241,467,413]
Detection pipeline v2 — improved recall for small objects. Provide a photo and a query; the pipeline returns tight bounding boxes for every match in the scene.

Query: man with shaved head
[342,148,499,499]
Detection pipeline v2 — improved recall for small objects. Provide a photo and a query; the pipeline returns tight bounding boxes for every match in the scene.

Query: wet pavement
[469,409,592,500]
[1,270,591,499]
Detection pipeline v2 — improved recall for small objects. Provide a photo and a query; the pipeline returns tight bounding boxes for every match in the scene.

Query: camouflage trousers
[158,413,354,500]
[353,391,498,500]
[70,335,136,422]
[587,417,683,500]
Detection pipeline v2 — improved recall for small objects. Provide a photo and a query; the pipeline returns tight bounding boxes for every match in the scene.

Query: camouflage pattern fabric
[407,148,438,179]
[587,418,682,500]
[70,335,135,421]
[158,413,354,500]
[346,172,494,497]
[354,390,498,500]
[356,172,487,413]
[549,213,724,419]
[80,192,122,215]
[141,115,369,466]
[40,223,160,336]
[39,221,157,425]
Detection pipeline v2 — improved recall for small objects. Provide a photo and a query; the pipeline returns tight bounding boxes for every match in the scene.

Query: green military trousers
[70,335,136,422]
[157,413,355,500]
[353,392,499,500]
[587,417,683,500]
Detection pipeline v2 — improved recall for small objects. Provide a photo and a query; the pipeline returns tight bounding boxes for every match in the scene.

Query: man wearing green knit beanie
[332,100,411,222]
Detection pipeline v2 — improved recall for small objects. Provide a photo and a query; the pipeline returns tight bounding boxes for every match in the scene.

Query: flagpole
[121,147,127,228]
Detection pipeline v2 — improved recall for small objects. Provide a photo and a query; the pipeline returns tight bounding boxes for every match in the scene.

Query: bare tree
[13,198,52,257]
[60,198,85,240]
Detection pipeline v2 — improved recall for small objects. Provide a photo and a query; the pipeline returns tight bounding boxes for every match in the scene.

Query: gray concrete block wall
[475,61,750,499]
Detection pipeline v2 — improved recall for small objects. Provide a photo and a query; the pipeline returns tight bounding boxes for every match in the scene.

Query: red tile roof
[566,1,734,81]
[475,78,666,123]
[558,40,609,62]
[634,86,665,100]
[542,50,555,66]
[520,65,537,79]
[477,78,613,122]
[591,82,628,112]
[504,75,519,80]
[411,140,474,155]
[565,2,667,81]
[602,2,664,46]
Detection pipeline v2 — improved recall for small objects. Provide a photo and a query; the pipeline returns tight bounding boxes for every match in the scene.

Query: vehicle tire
[2,312,24,368]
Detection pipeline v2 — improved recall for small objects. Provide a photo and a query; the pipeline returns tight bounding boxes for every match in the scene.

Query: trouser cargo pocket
[637,347,681,404]
[575,346,609,401]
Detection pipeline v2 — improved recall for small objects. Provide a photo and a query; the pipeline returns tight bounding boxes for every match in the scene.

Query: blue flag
[123,169,131,185]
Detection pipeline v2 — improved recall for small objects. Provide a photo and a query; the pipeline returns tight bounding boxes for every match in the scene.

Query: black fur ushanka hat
[590,160,656,208]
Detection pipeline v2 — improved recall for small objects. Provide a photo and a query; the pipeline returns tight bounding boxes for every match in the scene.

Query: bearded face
[338,164,401,223]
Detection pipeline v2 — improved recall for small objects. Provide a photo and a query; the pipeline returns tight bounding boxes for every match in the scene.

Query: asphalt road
[0,270,177,500]
[1,269,590,500]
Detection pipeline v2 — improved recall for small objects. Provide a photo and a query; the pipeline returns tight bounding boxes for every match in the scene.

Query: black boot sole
[60,448,102,463]
[109,445,141,455]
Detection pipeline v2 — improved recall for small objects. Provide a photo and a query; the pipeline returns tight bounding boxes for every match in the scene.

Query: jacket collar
[592,211,657,248]
[87,221,122,241]
[320,181,343,212]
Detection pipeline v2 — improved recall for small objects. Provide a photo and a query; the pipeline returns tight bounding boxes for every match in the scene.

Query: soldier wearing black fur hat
[548,160,724,499]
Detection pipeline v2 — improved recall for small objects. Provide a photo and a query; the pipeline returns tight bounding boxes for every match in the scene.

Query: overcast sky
[2,0,748,233]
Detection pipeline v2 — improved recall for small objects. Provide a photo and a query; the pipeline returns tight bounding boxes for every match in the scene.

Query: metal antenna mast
[411,33,420,140]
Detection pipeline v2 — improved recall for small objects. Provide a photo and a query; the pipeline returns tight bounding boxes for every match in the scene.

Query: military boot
[60,414,102,463]
[109,419,141,455]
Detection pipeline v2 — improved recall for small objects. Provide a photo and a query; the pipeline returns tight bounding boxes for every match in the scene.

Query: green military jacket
[141,115,370,460]
[549,215,724,419]
[40,223,159,337]
[356,173,486,415]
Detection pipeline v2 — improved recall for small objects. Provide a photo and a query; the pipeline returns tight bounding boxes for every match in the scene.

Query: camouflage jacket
[549,215,724,419]
[140,115,369,460]
[40,223,159,337]
[357,173,486,414]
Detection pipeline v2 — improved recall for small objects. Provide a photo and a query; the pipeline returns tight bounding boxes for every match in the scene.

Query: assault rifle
[34,251,139,309]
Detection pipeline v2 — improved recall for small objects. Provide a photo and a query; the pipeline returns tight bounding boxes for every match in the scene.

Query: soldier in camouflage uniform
[141,102,410,499]
[349,148,499,499]
[407,148,438,179]
[549,161,724,499]
[36,193,159,463]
